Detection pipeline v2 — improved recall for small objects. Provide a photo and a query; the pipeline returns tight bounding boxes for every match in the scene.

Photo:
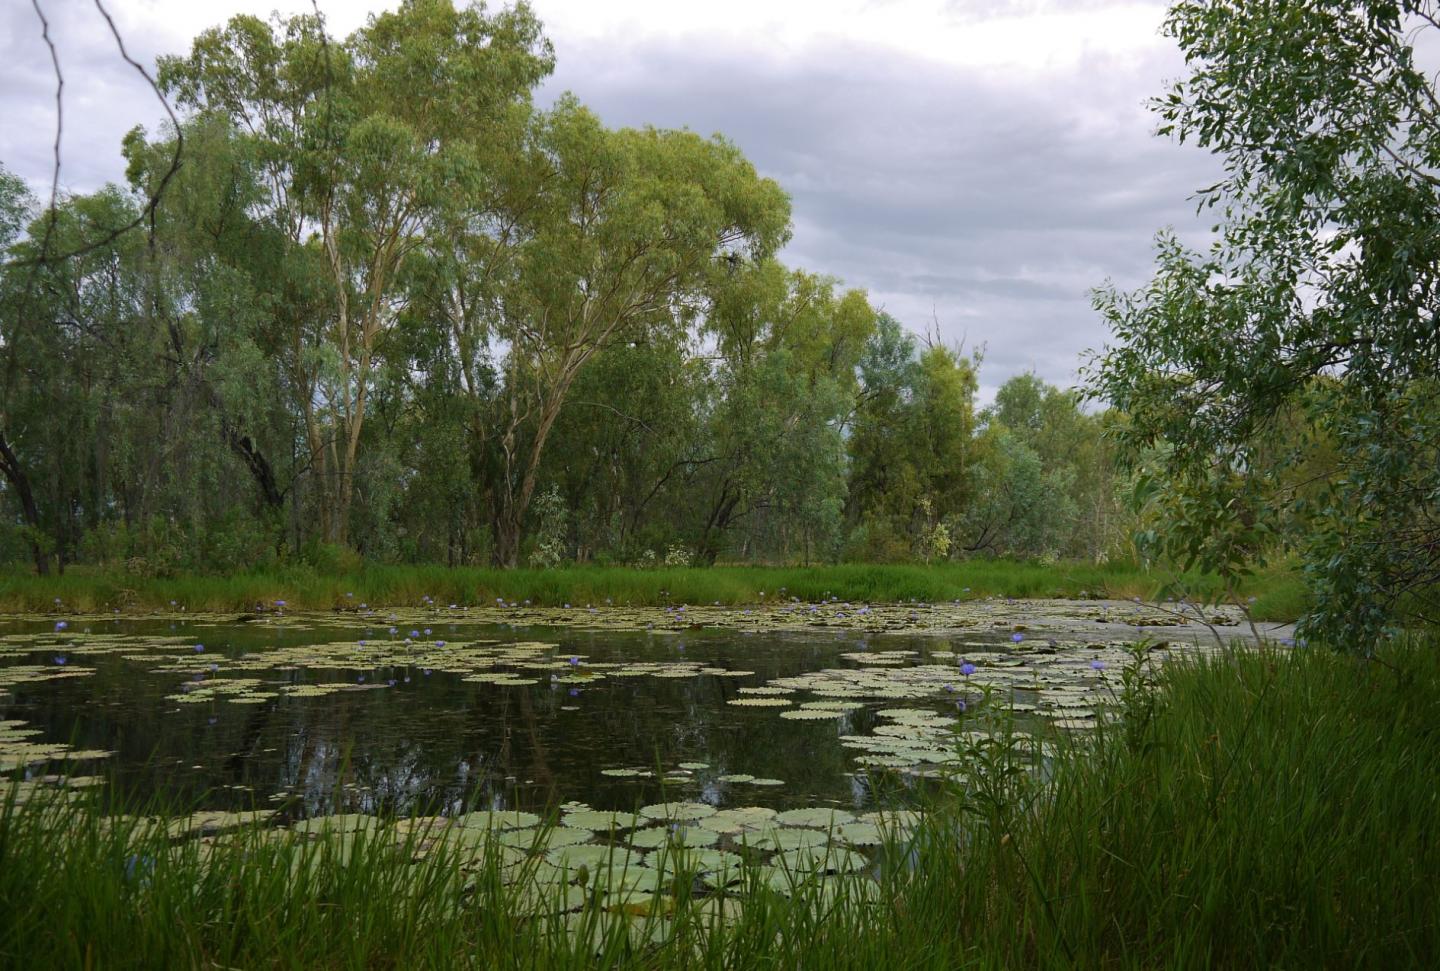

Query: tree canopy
[0,0,1130,577]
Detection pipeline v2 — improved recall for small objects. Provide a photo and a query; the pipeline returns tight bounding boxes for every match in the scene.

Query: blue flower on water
[387,678,397,687]
[356,675,366,683]
[960,662,976,676]
[275,600,286,607]
[389,627,398,636]
[568,656,580,666]
[1091,660,1106,671]
[53,655,66,666]
[54,620,67,631]
[410,630,420,639]
[956,700,967,713]
[423,669,432,676]
[194,644,205,653]
[423,628,431,636]
[124,853,156,885]
[435,640,446,648]
[1011,633,1024,643]
[943,684,955,692]
[568,688,580,697]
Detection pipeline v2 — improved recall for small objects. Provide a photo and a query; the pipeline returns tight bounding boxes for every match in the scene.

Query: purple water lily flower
[54,620,68,631]
[960,662,977,676]
[53,655,66,666]
[194,643,205,653]
[1091,660,1106,671]
[1011,633,1025,643]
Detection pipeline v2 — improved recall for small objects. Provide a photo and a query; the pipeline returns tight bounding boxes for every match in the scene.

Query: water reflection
[3,618,965,816]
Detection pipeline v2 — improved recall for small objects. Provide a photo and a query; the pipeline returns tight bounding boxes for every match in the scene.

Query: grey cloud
[540,29,1220,396]
[1,0,181,200]
[1,1,1219,400]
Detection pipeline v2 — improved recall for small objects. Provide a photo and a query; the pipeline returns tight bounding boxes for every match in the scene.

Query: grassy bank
[0,560,1306,620]
[4,637,1433,968]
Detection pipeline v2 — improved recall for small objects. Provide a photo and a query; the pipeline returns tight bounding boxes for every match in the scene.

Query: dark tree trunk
[220,418,285,510]
[0,430,49,575]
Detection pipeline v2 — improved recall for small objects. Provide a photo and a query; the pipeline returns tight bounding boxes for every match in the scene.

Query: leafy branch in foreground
[1090,0,1440,650]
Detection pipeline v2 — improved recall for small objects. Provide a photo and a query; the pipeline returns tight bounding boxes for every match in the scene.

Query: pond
[1,597,1266,823]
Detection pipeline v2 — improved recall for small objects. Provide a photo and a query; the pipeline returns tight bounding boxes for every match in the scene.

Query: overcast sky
[0,0,1222,400]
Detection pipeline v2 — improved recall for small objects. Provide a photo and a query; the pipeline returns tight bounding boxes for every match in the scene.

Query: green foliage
[846,317,978,560]
[1091,0,1440,649]
[3,2,1142,580]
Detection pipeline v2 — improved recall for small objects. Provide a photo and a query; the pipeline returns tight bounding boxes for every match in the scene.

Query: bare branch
[12,0,185,269]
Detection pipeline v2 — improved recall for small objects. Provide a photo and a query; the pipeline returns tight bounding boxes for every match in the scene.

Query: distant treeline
[0,0,1131,576]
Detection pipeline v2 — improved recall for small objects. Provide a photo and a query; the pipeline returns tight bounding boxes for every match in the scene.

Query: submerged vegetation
[4,637,1436,968]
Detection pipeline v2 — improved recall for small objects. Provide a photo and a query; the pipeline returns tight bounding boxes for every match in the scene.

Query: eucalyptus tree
[0,184,174,571]
[0,167,48,573]
[690,263,875,563]
[978,373,1124,560]
[536,334,709,562]
[1091,0,1440,646]
[159,0,553,547]
[121,118,304,532]
[482,101,792,566]
[847,319,977,561]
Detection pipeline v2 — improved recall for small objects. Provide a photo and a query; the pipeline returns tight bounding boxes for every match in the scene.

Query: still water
[3,613,1040,817]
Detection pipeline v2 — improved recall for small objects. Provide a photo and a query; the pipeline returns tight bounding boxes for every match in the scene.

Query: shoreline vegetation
[0,560,1305,621]
[3,638,1433,968]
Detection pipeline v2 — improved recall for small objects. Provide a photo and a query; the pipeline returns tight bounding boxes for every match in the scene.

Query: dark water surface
[2,615,1004,817]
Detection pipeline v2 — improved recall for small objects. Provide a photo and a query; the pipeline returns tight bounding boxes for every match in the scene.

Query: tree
[482,103,791,566]
[0,166,48,574]
[847,317,977,561]
[687,264,873,564]
[978,373,1125,560]
[159,0,554,547]
[1091,0,1440,648]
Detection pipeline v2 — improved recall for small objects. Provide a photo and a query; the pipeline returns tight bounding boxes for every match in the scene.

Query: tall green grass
[3,636,1433,968]
[0,560,1305,620]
